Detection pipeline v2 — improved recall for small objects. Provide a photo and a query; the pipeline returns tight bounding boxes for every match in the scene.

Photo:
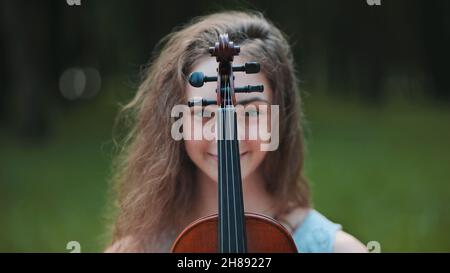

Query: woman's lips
[208,151,248,161]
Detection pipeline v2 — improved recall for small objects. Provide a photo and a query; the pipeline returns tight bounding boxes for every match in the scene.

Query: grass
[0,89,118,252]
[303,93,450,252]
[1,87,449,252]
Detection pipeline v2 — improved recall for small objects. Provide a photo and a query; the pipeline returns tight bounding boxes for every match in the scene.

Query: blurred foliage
[1,84,450,252]
[1,0,449,252]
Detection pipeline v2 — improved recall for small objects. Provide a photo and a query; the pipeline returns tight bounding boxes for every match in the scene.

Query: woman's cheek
[240,139,266,177]
[247,119,259,140]
[185,139,217,176]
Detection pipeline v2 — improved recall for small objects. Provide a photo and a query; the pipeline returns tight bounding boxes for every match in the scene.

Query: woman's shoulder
[333,230,367,253]
[278,208,367,253]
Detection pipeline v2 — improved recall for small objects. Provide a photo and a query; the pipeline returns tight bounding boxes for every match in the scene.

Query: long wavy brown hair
[107,10,310,252]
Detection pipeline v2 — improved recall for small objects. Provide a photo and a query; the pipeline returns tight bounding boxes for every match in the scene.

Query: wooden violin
[171,34,298,253]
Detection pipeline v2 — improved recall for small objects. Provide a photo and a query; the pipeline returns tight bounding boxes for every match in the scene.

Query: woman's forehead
[185,56,272,103]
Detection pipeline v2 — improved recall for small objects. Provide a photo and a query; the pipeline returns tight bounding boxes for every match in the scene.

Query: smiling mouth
[208,151,248,161]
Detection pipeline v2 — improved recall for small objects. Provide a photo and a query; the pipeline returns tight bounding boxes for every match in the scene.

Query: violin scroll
[187,33,264,107]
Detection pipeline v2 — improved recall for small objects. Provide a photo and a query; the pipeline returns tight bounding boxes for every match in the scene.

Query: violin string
[227,74,239,252]
[232,62,246,252]
[227,75,235,252]
[233,75,244,252]
[218,93,223,253]
[224,75,231,253]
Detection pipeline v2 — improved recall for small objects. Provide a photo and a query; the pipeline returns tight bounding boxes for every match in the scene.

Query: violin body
[171,213,298,253]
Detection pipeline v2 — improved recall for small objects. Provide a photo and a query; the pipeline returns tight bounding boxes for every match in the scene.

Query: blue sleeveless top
[291,209,342,253]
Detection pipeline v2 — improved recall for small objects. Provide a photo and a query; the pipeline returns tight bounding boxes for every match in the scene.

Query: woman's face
[184,56,273,183]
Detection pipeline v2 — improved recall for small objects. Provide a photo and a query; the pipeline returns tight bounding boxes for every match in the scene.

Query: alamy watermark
[66,0,81,6]
[366,0,381,6]
[66,241,81,253]
[171,103,279,151]
[366,241,381,253]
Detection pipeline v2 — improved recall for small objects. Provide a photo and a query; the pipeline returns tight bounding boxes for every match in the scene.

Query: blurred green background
[1,0,449,252]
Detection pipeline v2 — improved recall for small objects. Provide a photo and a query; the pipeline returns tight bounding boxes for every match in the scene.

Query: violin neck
[217,107,247,253]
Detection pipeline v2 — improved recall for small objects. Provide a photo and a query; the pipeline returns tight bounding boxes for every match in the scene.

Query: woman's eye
[193,110,203,117]
[245,109,259,117]
[193,109,213,118]
[203,109,213,117]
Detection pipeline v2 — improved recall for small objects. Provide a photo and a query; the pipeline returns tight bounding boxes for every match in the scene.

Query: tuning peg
[232,62,260,74]
[234,85,264,93]
[187,98,217,107]
[189,72,218,88]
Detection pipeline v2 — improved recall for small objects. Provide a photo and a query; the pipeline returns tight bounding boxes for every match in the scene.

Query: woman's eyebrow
[236,98,269,105]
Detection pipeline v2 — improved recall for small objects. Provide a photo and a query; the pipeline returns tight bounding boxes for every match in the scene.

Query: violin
[171,34,298,253]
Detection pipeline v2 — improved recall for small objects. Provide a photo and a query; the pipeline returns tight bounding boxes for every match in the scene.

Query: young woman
[106,10,367,253]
